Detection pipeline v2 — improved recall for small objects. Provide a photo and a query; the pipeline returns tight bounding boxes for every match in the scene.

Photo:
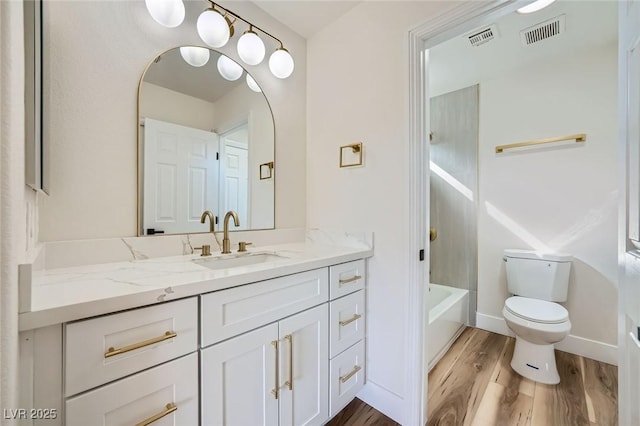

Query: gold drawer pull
[284,334,293,391]
[339,314,362,327]
[134,403,177,426]
[104,331,177,358]
[339,365,362,383]
[339,275,362,285]
[271,340,279,399]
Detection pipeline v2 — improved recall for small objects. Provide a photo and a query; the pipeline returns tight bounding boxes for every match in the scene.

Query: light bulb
[237,29,265,66]
[179,46,210,67]
[217,55,243,81]
[246,74,262,93]
[517,0,556,14]
[145,0,185,28]
[197,9,230,48]
[269,48,294,79]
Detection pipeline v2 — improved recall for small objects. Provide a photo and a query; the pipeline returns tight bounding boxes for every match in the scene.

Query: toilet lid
[505,296,569,324]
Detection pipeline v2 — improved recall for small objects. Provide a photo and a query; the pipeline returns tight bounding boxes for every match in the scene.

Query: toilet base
[510,336,560,384]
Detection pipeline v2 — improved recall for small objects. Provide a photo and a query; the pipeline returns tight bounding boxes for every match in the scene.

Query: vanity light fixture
[144,0,185,28]
[517,0,557,14]
[196,1,295,78]
[179,46,210,67]
[217,55,243,81]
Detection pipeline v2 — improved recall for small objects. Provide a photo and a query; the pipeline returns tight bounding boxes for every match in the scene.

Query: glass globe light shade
[179,46,210,67]
[145,0,185,28]
[197,9,230,48]
[237,30,265,66]
[269,48,294,79]
[217,55,243,81]
[246,74,262,93]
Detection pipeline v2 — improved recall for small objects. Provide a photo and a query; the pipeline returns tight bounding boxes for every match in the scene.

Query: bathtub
[427,284,469,371]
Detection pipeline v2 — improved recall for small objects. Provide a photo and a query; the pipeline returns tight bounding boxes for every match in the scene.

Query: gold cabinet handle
[339,275,362,285]
[104,331,177,358]
[429,227,437,242]
[339,314,362,327]
[134,403,177,426]
[284,334,293,391]
[339,365,362,383]
[271,340,279,399]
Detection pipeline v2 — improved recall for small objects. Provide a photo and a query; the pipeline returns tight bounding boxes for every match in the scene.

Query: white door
[201,323,279,426]
[143,118,218,235]
[619,1,640,424]
[220,125,250,230]
[278,304,329,426]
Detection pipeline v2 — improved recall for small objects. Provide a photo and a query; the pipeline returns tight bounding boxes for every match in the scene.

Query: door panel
[278,304,329,426]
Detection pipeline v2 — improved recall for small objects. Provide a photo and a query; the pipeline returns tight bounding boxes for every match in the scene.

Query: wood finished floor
[328,327,617,426]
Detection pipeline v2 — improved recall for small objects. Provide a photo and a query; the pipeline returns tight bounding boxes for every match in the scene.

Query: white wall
[140,82,216,131]
[307,1,461,422]
[1,0,39,414]
[476,43,618,352]
[39,0,306,241]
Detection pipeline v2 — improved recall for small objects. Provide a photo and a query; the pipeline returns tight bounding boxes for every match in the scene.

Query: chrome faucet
[222,211,240,254]
[200,210,216,233]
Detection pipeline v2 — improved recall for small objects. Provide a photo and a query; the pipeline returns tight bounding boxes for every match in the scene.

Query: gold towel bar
[134,403,177,426]
[495,133,586,153]
[339,275,362,285]
[340,365,362,383]
[104,331,177,358]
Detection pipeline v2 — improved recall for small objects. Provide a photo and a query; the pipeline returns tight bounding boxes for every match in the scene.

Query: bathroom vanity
[18,241,371,425]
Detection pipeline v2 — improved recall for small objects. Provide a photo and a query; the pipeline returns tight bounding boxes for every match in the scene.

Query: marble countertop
[19,241,373,331]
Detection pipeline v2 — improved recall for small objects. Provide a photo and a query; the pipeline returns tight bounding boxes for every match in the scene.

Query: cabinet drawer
[329,340,366,417]
[201,268,329,347]
[329,260,365,299]
[329,290,365,358]
[66,353,198,426]
[65,298,198,396]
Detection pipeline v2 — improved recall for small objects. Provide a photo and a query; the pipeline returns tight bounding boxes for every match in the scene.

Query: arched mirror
[137,47,275,236]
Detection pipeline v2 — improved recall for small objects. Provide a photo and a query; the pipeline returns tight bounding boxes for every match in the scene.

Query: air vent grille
[521,15,566,46]
[467,25,498,47]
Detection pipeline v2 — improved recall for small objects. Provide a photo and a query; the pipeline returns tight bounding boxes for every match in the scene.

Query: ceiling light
[237,27,266,66]
[246,74,262,92]
[269,47,294,79]
[517,0,557,14]
[144,0,185,28]
[217,55,243,81]
[197,8,231,48]
[179,46,210,67]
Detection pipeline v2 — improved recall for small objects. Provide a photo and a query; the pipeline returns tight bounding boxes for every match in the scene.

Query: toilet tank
[503,249,572,302]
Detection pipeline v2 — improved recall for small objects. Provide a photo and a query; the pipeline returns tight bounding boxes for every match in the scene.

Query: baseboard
[357,381,405,424]
[475,313,618,366]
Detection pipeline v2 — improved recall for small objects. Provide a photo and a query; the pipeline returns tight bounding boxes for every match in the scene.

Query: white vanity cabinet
[200,268,330,426]
[20,252,370,426]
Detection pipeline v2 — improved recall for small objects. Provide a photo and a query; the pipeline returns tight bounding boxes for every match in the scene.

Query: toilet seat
[504,296,568,324]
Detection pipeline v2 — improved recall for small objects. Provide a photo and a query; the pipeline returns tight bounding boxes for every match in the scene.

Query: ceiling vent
[467,25,499,47]
[520,15,566,46]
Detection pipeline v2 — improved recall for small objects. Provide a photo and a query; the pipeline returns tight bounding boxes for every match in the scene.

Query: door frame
[405,1,566,424]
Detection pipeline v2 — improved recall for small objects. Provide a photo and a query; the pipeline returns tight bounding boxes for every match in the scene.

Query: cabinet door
[278,304,329,426]
[201,323,279,426]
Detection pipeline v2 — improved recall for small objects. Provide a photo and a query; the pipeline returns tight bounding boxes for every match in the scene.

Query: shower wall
[429,85,478,324]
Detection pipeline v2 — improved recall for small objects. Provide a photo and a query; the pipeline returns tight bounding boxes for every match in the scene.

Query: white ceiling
[251,0,361,39]
[429,0,618,97]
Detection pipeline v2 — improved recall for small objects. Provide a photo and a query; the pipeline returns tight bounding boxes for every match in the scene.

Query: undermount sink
[194,252,288,270]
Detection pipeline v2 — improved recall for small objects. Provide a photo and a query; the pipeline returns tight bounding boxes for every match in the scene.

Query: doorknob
[429,227,437,242]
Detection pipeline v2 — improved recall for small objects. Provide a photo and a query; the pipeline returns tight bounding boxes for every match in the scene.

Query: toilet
[501,249,572,385]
